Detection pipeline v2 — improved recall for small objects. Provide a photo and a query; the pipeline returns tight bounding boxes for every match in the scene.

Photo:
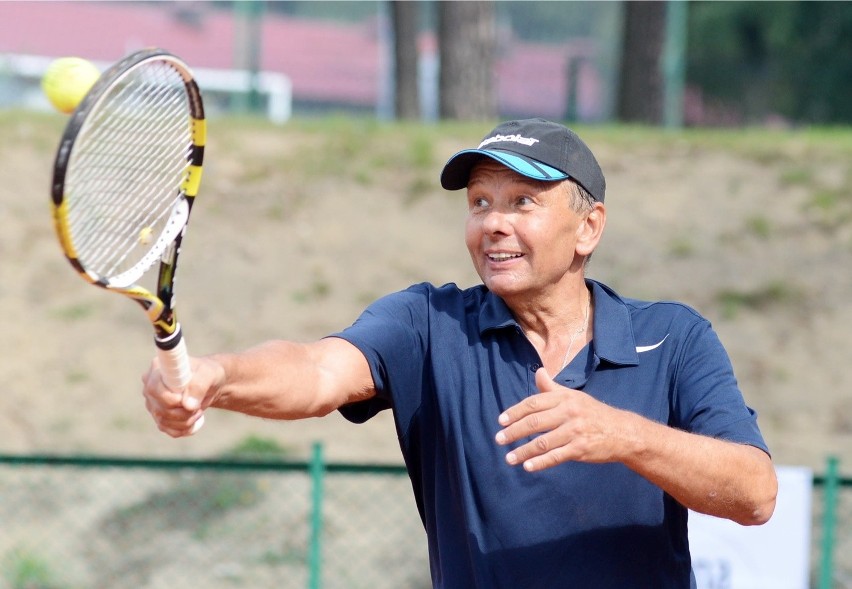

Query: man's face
[464,160,585,301]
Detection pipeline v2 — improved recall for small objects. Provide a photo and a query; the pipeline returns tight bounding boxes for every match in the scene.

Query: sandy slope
[1,115,850,475]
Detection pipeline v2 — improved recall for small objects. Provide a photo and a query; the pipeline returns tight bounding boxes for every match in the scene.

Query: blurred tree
[265,1,378,21]
[437,1,497,120]
[784,2,852,123]
[687,2,782,124]
[495,1,603,42]
[391,1,420,120]
[616,1,667,124]
[687,1,852,125]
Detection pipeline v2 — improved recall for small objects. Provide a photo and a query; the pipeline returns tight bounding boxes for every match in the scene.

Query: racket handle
[156,326,205,434]
[156,327,192,391]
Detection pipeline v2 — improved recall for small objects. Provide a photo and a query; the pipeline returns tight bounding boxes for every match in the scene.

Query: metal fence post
[818,455,840,589]
[308,442,325,589]
[663,0,688,129]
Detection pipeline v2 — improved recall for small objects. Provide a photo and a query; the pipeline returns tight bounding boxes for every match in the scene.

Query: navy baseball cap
[440,118,606,202]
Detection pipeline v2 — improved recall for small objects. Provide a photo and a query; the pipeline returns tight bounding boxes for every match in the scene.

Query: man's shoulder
[369,282,488,317]
[623,296,705,323]
[396,282,488,304]
[593,280,706,323]
[590,280,713,359]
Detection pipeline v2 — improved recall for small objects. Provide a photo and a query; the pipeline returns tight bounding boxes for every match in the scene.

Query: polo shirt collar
[588,280,639,366]
[478,279,639,366]
[478,290,519,332]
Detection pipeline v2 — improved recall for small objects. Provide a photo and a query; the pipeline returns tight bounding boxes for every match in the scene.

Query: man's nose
[482,209,511,235]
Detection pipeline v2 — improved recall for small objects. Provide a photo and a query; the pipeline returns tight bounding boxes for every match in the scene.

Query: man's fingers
[181,390,201,411]
[152,409,204,438]
[498,366,559,425]
[534,366,557,391]
[495,369,586,469]
[142,369,204,437]
[499,391,552,427]
[496,405,567,445]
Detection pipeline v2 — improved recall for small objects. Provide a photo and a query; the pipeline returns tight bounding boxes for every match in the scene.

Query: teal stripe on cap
[486,151,569,181]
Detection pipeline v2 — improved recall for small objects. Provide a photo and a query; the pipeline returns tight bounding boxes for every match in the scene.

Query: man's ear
[576,202,606,257]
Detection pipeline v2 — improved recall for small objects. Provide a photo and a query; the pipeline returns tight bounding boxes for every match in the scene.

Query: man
[142,119,777,588]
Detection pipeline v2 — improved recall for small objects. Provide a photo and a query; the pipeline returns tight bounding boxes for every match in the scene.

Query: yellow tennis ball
[139,226,154,246]
[41,57,101,114]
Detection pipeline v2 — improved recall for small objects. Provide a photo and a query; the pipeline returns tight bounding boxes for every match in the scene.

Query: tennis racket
[50,48,206,432]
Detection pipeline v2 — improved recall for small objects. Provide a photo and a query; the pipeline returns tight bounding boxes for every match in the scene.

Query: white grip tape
[157,336,192,392]
[156,335,205,434]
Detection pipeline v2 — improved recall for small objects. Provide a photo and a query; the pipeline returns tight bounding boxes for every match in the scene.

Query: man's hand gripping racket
[50,48,206,433]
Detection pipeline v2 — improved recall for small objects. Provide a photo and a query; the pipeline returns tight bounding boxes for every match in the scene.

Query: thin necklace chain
[560,292,590,370]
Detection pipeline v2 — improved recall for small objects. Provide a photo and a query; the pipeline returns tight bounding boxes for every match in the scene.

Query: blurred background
[2,0,851,128]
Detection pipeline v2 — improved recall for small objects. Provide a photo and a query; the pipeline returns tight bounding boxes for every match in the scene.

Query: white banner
[689,465,813,589]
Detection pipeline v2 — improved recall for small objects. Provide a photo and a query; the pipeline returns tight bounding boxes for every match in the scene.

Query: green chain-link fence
[0,445,427,589]
[0,448,848,589]
[812,456,852,589]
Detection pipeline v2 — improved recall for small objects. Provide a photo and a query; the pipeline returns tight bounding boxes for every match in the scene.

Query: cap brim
[440,148,570,190]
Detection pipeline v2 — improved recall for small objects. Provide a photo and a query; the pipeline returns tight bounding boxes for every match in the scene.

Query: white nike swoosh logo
[636,334,669,353]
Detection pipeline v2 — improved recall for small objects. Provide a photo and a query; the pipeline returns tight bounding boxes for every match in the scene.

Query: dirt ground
[0,114,850,476]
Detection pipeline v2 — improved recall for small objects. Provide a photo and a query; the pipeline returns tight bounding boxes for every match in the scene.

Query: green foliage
[1,547,66,589]
[805,186,852,230]
[715,280,803,319]
[224,435,293,460]
[744,215,772,239]
[496,2,616,43]
[687,1,852,124]
[667,236,695,258]
[264,1,379,23]
[50,303,95,322]
[292,273,332,304]
[779,167,812,187]
[407,132,435,171]
[402,132,437,205]
[105,471,264,540]
[64,369,89,385]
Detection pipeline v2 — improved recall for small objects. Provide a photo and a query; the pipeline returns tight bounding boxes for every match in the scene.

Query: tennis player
[142,118,777,588]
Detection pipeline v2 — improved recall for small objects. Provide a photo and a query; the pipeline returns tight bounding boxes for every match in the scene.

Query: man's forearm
[210,338,375,420]
[620,412,777,525]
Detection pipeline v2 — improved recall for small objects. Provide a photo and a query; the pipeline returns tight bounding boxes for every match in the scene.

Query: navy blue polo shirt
[332,279,768,589]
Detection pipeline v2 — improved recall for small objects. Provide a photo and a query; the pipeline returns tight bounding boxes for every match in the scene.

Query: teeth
[488,253,522,261]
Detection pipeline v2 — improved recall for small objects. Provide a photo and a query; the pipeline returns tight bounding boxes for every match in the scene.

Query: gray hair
[565,180,597,266]
[567,180,595,213]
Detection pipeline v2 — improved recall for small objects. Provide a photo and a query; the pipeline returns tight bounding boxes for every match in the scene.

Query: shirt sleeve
[672,319,770,455]
[329,284,431,425]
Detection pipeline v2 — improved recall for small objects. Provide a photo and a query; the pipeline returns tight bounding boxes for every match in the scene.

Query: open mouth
[487,252,523,262]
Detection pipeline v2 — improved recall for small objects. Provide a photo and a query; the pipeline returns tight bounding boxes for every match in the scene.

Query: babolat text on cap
[439,118,606,202]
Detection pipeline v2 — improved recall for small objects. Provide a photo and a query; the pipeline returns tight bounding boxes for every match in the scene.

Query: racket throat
[151,308,180,341]
[127,292,176,339]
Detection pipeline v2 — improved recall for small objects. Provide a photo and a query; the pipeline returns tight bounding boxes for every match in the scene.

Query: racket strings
[65,61,194,281]
[72,107,188,268]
